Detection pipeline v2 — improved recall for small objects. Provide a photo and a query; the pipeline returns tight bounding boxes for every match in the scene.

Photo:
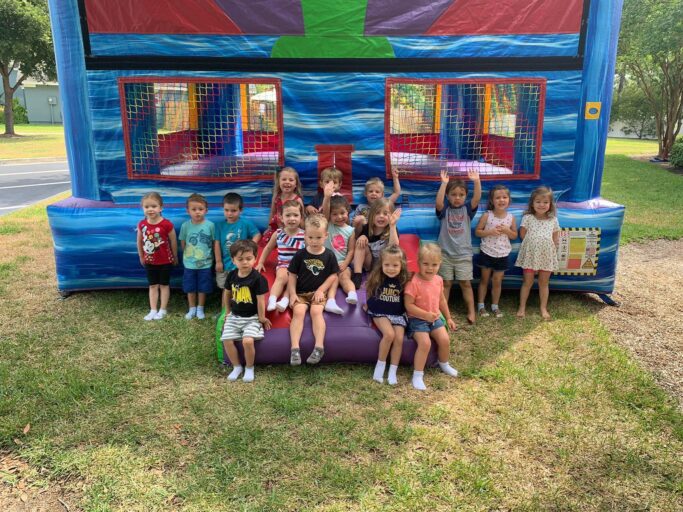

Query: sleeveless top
[275,228,306,268]
[479,211,513,258]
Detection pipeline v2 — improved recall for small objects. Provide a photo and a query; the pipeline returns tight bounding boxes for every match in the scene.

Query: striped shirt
[276,228,306,268]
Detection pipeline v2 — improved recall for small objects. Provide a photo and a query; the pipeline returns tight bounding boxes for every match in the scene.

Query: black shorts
[478,252,509,272]
[145,264,173,286]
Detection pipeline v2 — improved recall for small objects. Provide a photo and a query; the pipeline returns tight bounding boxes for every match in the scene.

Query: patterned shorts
[221,314,265,341]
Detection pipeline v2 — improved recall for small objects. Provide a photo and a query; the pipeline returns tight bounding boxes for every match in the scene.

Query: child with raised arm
[262,166,304,244]
[365,244,410,385]
[436,169,482,324]
[305,166,343,216]
[256,200,305,312]
[136,192,178,320]
[474,185,517,318]
[214,192,261,309]
[515,186,560,320]
[351,199,401,289]
[221,239,272,383]
[179,193,215,320]
[404,243,458,391]
[351,168,402,229]
[321,194,358,313]
[287,214,339,366]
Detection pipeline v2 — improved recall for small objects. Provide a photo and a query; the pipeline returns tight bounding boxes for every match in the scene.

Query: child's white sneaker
[185,308,197,320]
[153,309,167,320]
[196,307,205,320]
[144,310,157,321]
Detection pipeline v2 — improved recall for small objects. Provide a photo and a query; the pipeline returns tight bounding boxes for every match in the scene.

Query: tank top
[479,211,513,258]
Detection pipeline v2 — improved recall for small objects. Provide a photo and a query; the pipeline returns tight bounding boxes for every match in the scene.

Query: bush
[0,98,29,124]
[670,138,683,168]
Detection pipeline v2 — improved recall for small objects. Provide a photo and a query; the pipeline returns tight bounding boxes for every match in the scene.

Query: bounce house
[46,0,625,363]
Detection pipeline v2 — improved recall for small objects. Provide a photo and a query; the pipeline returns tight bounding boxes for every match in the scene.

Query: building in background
[1,69,62,124]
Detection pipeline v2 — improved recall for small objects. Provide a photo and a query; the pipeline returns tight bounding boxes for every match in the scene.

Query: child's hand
[289,294,299,308]
[390,208,402,226]
[429,311,440,323]
[356,235,368,249]
[313,289,326,303]
[305,205,318,216]
[352,215,366,229]
[255,261,265,273]
[467,169,480,182]
[447,317,457,330]
[259,316,272,330]
[323,181,335,197]
[215,261,224,273]
[139,256,146,266]
[440,170,450,184]
[338,262,348,273]
[391,167,401,179]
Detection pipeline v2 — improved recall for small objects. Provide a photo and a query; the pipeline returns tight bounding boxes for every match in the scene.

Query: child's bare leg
[352,244,366,274]
[310,304,326,348]
[372,317,394,383]
[221,288,228,310]
[362,251,373,271]
[289,303,307,350]
[491,271,504,309]
[443,279,453,305]
[242,337,256,382]
[185,292,197,319]
[517,272,535,317]
[198,292,206,307]
[159,285,170,311]
[459,280,476,324]
[223,339,243,381]
[433,326,458,377]
[477,268,491,305]
[339,268,358,301]
[412,332,431,390]
[269,269,289,311]
[149,284,160,311]
[538,270,551,319]
[386,325,405,385]
[324,275,343,315]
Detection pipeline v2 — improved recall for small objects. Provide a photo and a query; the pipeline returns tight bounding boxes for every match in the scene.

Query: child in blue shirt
[179,193,215,320]
[213,192,261,309]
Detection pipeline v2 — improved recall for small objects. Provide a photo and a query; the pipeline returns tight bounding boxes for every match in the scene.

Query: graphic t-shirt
[352,202,370,221]
[366,277,405,316]
[226,268,269,317]
[179,220,215,270]
[308,191,343,211]
[288,247,339,294]
[360,224,395,260]
[215,218,260,270]
[325,223,354,263]
[437,200,477,258]
[138,218,175,265]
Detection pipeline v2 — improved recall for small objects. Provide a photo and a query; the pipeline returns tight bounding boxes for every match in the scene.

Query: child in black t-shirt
[287,214,339,366]
[364,244,410,385]
[220,240,271,383]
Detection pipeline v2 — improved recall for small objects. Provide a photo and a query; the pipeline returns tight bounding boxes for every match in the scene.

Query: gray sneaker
[306,347,325,365]
[290,349,302,366]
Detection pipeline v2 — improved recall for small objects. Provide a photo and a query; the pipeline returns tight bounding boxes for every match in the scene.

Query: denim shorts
[408,317,445,336]
[183,267,213,294]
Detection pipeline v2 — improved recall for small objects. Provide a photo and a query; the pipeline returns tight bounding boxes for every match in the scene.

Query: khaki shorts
[438,253,473,281]
[215,270,228,289]
[293,291,327,307]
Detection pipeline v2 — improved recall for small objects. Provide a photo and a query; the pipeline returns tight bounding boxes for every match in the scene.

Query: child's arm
[213,240,224,273]
[288,272,299,305]
[136,228,145,266]
[387,167,402,205]
[249,222,262,244]
[255,233,278,272]
[321,181,335,219]
[468,169,482,209]
[388,208,401,245]
[552,218,560,246]
[224,289,232,315]
[505,216,518,240]
[405,294,440,323]
[169,229,178,265]
[435,170,449,213]
[314,274,338,303]
[474,212,491,238]
[439,289,457,330]
[339,231,356,273]
[519,216,527,240]
[257,294,272,330]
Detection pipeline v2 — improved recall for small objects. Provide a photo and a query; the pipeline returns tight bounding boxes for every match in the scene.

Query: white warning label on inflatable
[556,227,601,276]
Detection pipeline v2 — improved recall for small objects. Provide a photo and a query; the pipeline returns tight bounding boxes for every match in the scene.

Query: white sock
[324,298,344,315]
[267,295,277,311]
[276,296,289,312]
[196,306,205,320]
[439,361,458,377]
[243,367,255,383]
[227,366,243,381]
[477,302,485,310]
[491,304,499,311]
[144,309,157,321]
[153,309,167,320]
[373,360,386,383]
[412,370,427,390]
[185,307,197,320]
[345,290,358,305]
[387,364,399,386]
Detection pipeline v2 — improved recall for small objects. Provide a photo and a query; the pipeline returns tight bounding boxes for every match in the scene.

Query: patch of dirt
[0,453,79,512]
[597,239,683,408]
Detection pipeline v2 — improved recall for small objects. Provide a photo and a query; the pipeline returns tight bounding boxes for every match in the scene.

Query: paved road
[0,160,71,216]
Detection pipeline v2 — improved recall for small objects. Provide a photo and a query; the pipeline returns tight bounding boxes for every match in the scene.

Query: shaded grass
[0,123,66,159]
[602,154,683,243]
[1,204,682,510]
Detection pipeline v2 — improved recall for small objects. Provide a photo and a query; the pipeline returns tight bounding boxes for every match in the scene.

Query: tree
[618,0,683,159]
[0,0,56,136]
[610,83,657,139]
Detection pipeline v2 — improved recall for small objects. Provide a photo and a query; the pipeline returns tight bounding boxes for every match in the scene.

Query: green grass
[1,194,683,510]
[0,123,66,159]
[604,137,659,156]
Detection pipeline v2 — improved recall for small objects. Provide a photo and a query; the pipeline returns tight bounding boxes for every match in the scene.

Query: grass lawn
[1,150,683,509]
[0,123,66,160]
[604,137,658,156]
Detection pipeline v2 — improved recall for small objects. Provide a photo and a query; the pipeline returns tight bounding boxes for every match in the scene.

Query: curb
[0,157,67,165]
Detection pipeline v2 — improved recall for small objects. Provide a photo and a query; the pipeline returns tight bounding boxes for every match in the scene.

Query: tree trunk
[1,71,16,135]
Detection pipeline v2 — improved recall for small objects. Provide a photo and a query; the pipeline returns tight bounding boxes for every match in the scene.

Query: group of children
[136,165,562,389]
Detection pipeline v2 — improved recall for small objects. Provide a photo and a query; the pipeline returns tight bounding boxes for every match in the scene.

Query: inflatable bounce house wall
[46,1,625,296]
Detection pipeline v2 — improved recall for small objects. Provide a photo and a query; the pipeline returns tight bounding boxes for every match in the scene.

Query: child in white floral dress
[515,186,560,319]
